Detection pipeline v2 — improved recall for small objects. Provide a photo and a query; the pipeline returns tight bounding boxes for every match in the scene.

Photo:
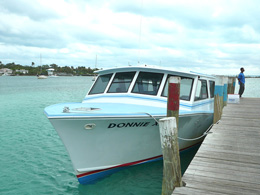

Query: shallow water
[0,76,258,195]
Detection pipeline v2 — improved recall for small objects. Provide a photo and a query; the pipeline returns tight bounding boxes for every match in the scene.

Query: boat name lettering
[108,122,151,129]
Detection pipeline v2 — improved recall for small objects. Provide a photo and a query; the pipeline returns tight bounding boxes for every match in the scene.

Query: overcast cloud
[0,0,260,75]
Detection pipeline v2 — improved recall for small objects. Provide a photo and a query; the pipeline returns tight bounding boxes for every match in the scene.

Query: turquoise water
[234,78,260,98]
[1,76,258,195]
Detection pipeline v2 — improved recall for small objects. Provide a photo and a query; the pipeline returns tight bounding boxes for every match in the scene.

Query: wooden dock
[174,98,260,195]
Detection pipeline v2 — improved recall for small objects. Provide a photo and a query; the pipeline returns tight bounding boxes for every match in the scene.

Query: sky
[0,0,260,75]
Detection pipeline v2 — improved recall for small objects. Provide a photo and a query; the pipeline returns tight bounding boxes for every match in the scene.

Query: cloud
[0,0,61,21]
[0,0,260,75]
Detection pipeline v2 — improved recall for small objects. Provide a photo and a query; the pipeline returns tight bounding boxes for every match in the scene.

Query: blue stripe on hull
[77,156,163,184]
[78,166,127,184]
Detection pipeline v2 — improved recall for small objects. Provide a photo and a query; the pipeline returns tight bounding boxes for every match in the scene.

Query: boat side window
[209,80,215,98]
[89,73,113,95]
[195,79,208,101]
[161,76,193,101]
[108,72,136,93]
[132,72,164,95]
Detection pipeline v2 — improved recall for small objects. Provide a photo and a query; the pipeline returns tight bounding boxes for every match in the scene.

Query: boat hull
[48,113,213,184]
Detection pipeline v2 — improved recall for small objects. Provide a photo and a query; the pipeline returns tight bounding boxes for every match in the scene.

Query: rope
[143,112,160,123]
[177,123,213,141]
[143,112,214,142]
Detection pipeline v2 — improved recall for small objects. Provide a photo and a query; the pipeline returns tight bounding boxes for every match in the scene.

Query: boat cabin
[88,66,215,103]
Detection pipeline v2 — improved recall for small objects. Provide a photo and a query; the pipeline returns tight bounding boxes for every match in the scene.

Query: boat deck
[174,98,260,194]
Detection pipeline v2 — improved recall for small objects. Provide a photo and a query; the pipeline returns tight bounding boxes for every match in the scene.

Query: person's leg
[241,83,245,96]
[239,83,244,97]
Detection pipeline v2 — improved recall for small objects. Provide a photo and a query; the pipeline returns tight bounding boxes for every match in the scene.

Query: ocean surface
[0,76,259,195]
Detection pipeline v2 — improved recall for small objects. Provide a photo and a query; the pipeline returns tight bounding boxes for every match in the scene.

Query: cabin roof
[95,65,215,79]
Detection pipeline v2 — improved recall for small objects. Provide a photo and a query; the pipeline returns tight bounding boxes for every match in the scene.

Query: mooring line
[142,112,214,142]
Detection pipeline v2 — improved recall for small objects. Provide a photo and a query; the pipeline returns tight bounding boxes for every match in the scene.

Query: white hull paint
[47,111,213,179]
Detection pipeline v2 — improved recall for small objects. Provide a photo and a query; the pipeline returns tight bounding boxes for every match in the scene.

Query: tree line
[0,61,98,76]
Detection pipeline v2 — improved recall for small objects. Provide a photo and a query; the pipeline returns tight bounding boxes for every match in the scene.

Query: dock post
[228,77,236,95]
[228,77,233,94]
[232,77,236,94]
[214,76,224,123]
[215,76,224,106]
[159,76,182,195]
[166,76,180,122]
[213,94,221,124]
[223,76,228,106]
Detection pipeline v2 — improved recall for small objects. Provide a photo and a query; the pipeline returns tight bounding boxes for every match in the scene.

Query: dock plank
[174,98,260,194]
[175,175,260,195]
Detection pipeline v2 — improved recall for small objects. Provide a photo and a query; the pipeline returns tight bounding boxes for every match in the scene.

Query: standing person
[237,67,245,98]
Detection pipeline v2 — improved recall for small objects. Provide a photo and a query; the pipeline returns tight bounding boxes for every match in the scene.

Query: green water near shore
[0,76,258,194]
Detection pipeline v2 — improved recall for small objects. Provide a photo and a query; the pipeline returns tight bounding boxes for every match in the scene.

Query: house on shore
[16,69,29,74]
[0,68,12,76]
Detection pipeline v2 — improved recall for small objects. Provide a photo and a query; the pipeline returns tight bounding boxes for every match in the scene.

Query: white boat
[44,65,215,184]
[37,75,47,79]
[37,54,48,79]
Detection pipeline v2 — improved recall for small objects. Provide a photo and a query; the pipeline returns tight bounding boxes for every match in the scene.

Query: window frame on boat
[107,72,136,93]
[161,75,194,101]
[194,79,208,101]
[131,71,164,96]
[209,80,215,98]
[88,70,215,101]
[88,73,113,95]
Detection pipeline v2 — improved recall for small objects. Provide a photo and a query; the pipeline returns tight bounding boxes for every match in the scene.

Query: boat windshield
[162,76,193,101]
[107,72,136,93]
[89,73,113,94]
[132,72,164,95]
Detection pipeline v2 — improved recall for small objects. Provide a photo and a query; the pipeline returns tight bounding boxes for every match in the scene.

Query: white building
[16,69,29,74]
[0,68,12,75]
[47,68,55,76]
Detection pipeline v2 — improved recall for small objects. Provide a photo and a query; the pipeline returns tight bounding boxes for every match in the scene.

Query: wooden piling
[231,77,236,94]
[166,77,180,124]
[223,76,228,106]
[214,76,224,119]
[213,94,221,124]
[228,77,236,94]
[227,77,233,94]
[159,76,182,195]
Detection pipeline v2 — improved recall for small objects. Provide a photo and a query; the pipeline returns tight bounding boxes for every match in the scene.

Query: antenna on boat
[92,55,98,81]
[95,54,97,69]
[137,0,144,65]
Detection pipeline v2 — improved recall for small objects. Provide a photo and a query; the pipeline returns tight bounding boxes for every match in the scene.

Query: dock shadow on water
[179,142,202,175]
